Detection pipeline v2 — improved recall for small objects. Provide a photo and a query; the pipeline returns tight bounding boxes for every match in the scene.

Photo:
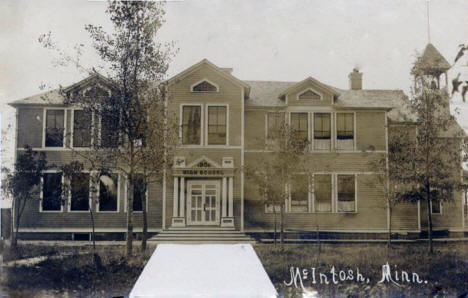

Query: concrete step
[149,231,256,244]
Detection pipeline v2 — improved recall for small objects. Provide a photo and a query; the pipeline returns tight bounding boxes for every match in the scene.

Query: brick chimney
[348,68,362,90]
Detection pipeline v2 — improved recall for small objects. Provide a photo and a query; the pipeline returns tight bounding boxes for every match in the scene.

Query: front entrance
[187,180,220,225]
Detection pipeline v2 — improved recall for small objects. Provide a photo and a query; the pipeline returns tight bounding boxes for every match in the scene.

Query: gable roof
[166,59,251,97]
[417,43,451,72]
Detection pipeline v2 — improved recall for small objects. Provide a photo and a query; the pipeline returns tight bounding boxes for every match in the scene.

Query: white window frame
[286,173,312,213]
[205,104,229,146]
[311,173,334,213]
[124,175,149,213]
[96,173,121,213]
[190,79,219,93]
[288,111,309,144]
[430,200,442,215]
[334,112,356,151]
[311,112,332,151]
[335,173,358,213]
[296,87,323,101]
[265,110,286,139]
[39,170,64,213]
[71,108,94,149]
[180,103,204,146]
[68,171,92,213]
[42,108,67,149]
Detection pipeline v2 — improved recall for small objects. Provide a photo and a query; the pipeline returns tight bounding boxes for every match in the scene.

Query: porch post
[173,177,179,217]
[222,177,227,217]
[228,177,234,217]
[180,177,185,217]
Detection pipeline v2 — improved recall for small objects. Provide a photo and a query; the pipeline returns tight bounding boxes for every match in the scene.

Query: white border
[334,112,356,151]
[179,103,203,146]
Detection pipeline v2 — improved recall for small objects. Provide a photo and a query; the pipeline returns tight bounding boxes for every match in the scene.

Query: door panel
[187,181,220,225]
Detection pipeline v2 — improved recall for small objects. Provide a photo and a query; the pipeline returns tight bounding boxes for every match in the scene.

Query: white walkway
[130,244,277,298]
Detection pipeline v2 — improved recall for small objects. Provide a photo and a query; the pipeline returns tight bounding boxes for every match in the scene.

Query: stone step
[149,231,256,244]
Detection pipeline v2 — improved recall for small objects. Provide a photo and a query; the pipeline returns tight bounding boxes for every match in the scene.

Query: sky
[0,0,467,170]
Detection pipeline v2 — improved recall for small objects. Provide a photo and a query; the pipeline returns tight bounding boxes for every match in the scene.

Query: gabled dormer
[278,76,340,106]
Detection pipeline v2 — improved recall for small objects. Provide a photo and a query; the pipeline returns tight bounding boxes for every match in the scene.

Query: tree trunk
[141,189,148,252]
[426,193,434,254]
[280,204,284,249]
[273,209,277,247]
[89,209,101,269]
[11,198,17,248]
[387,205,392,257]
[126,174,134,258]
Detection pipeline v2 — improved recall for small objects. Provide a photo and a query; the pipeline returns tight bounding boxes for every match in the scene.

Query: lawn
[1,241,467,297]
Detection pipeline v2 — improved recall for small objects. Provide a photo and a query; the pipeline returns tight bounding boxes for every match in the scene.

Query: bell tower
[413,43,451,91]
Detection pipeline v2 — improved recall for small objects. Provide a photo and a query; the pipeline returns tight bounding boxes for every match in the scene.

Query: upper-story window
[336,113,354,150]
[267,112,285,139]
[207,106,227,145]
[192,80,218,92]
[290,113,308,142]
[182,105,202,145]
[41,173,62,212]
[298,89,321,100]
[45,109,65,147]
[100,110,120,148]
[313,113,331,150]
[73,110,92,147]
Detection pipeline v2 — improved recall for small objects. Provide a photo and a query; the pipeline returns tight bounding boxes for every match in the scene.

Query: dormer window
[191,80,218,92]
[297,89,321,100]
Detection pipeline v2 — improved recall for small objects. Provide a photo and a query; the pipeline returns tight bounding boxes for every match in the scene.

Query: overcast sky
[0,0,467,168]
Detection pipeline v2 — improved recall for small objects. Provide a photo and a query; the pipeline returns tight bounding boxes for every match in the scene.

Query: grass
[1,241,467,297]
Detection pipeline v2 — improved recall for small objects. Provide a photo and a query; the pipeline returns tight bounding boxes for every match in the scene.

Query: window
[337,175,356,212]
[314,174,332,212]
[314,113,331,150]
[98,173,118,212]
[133,174,147,212]
[101,111,120,148]
[45,109,65,147]
[70,173,90,211]
[430,200,442,214]
[208,106,227,145]
[298,89,321,100]
[182,106,202,145]
[192,80,218,92]
[267,112,285,139]
[290,113,308,142]
[73,110,92,147]
[336,113,354,150]
[41,173,62,211]
[289,174,309,212]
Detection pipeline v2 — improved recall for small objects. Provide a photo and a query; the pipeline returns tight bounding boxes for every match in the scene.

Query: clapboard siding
[17,108,43,148]
[356,111,386,151]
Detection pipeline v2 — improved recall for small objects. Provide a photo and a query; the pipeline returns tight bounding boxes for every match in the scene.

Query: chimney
[348,68,363,90]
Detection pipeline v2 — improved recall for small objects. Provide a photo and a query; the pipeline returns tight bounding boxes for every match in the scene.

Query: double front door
[187,180,220,225]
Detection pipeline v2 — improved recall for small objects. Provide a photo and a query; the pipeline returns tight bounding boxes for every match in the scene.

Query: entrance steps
[148,229,256,244]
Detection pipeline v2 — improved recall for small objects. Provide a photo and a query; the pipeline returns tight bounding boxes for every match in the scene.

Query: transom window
[298,89,321,100]
[182,106,202,145]
[207,106,227,145]
[73,110,92,147]
[290,113,308,142]
[192,80,218,92]
[314,113,331,150]
[41,173,62,211]
[98,173,119,212]
[336,113,354,150]
[45,109,65,147]
[70,173,90,211]
[337,174,356,212]
[267,112,285,139]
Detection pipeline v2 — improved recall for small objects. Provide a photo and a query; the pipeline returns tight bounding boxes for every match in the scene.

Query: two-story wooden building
[8,43,467,241]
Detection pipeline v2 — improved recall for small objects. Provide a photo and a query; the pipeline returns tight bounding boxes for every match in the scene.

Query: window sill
[39,210,63,213]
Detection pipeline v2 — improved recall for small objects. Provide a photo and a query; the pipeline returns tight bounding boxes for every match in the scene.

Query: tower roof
[417,43,451,72]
